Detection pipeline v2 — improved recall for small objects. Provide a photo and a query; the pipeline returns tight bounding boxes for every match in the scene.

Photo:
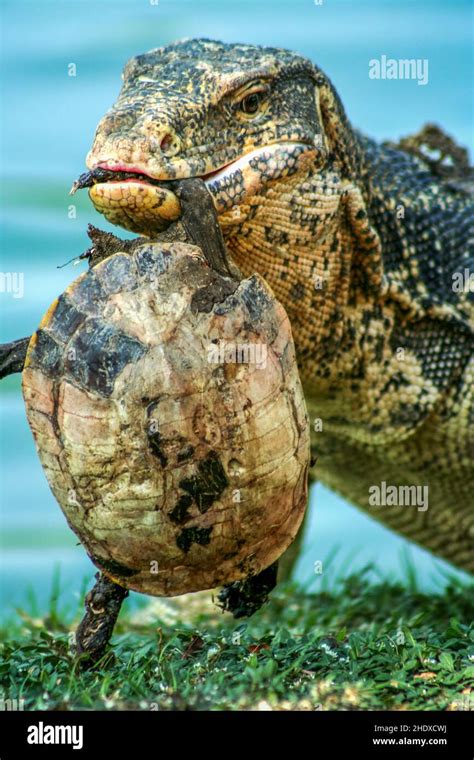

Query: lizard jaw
[78,140,317,236]
[201,141,317,213]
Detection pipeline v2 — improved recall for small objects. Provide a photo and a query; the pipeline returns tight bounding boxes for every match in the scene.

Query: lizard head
[81,38,362,237]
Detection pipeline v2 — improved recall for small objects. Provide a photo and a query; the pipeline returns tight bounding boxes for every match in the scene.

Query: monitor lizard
[28,39,474,573]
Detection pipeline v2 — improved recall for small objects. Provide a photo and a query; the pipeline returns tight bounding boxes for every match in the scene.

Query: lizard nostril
[159,133,176,155]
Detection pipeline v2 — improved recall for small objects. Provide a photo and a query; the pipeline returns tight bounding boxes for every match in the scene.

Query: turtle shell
[22,241,309,596]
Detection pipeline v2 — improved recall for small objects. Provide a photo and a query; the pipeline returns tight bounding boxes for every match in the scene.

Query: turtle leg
[0,336,30,380]
[75,572,128,665]
[217,562,278,619]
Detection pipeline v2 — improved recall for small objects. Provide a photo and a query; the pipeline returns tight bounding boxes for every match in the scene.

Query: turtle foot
[217,563,278,619]
[75,572,128,667]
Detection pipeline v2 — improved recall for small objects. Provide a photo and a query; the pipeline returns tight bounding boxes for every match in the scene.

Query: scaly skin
[80,39,473,572]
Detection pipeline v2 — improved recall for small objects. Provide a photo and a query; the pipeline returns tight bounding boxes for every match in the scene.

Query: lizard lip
[80,140,314,189]
[80,157,239,186]
[91,161,235,183]
[202,142,313,185]
[69,166,166,195]
[95,164,154,180]
[96,162,234,181]
[69,162,217,195]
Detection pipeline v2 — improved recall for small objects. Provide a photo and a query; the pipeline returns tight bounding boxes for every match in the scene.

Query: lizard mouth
[70,167,183,236]
[73,141,315,194]
[69,161,237,193]
[69,166,168,195]
[71,140,316,235]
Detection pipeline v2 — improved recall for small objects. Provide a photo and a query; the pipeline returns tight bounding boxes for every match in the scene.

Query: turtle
[19,180,310,661]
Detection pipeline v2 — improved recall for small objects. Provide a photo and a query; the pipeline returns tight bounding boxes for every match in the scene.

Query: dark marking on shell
[176,526,213,553]
[68,271,105,315]
[168,494,193,524]
[47,295,85,344]
[65,319,146,397]
[177,444,195,462]
[135,246,173,280]
[214,274,273,324]
[28,330,63,375]
[147,428,168,468]
[191,274,239,314]
[178,451,229,513]
[96,253,136,294]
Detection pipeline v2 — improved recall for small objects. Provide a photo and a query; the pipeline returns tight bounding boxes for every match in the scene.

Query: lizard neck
[220,165,385,393]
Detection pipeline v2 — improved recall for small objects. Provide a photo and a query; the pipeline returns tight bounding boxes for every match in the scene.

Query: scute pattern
[23,243,310,595]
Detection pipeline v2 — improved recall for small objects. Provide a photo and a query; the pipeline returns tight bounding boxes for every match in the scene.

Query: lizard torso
[222,136,474,570]
[80,39,474,572]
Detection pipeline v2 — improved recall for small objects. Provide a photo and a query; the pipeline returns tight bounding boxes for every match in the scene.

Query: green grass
[1,568,473,711]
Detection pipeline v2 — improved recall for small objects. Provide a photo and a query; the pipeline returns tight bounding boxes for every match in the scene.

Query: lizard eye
[240,92,262,114]
[233,83,269,119]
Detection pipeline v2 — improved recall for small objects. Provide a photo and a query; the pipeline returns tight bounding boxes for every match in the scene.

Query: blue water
[1,0,472,619]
